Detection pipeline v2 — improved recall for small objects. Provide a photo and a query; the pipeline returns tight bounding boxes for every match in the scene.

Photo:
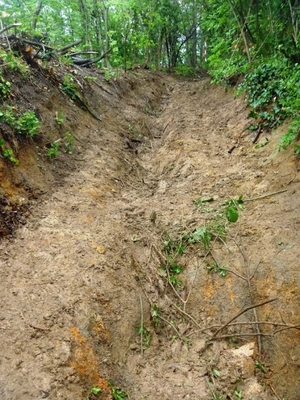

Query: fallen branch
[211,298,278,339]
[244,189,287,202]
[79,48,111,67]
[171,302,203,331]
[57,39,82,54]
[269,384,282,400]
[17,37,54,50]
[157,315,183,340]
[139,295,144,356]
[0,23,21,35]
[252,126,262,143]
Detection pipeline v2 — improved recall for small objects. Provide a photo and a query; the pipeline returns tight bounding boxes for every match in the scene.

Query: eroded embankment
[0,69,299,400]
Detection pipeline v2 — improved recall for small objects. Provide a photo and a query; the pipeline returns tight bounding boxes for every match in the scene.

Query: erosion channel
[0,69,299,400]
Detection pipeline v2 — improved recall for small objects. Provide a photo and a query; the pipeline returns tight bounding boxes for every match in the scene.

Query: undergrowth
[238,58,300,154]
[161,196,245,294]
[209,54,300,154]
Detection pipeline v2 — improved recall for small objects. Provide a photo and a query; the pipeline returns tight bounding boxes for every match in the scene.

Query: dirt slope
[0,68,299,400]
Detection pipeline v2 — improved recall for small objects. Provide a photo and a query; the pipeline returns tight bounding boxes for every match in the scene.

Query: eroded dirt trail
[0,72,299,400]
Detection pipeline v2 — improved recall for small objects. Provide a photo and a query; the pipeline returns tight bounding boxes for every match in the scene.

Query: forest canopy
[1,0,300,152]
[0,0,299,73]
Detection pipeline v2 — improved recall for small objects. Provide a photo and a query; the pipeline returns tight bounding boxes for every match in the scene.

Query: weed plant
[237,57,300,152]
[0,138,19,165]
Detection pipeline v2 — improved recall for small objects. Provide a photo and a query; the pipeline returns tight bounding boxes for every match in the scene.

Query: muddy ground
[0,64,299,400]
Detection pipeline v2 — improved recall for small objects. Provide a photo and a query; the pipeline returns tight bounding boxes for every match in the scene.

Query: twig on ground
[269,384,282,400]
[244,189,287,202]
[210,251,247,281]
[20,311,51,331]
[216,332,274,339]
[233,240,263,353]
[171,303,203,330]
[158,315,183,340]
[211,298,278,339]
[139,295,144,356]
[272,324,300,335]
[185,320,300,338]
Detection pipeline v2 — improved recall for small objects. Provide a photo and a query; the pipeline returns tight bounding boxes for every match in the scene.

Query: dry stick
[269,384,282,400]
[210,251,247,282]
[0,23,22,35]
[235,240,263,354]
[158,315,183,340]
[273,324,300,335]
[244,189,287,202]
[216,332,274,339]
[139,295,144,356]
[219,321,299,328]
[211,298,278,339]
[172,303,203,331]
[185,320,299,338]
[152,244,183,304]
[205,377,217,399]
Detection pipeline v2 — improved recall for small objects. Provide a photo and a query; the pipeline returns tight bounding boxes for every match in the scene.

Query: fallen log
[58,39,82,55]
[79,48,111,67]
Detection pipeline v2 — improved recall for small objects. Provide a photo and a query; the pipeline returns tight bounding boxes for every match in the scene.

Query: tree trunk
[31,0,43,31]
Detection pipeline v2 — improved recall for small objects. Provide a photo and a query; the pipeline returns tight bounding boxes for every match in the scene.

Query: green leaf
[91,386,101,395]
[226,206,239,223]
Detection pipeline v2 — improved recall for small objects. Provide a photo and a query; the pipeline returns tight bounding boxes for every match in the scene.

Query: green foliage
[239,59,300,150]
[164,236,186,256]
[0,108,15,125]
[0,75,11,98]
[294,144,300,156]
[239,60,291,128]
[0,108,39,137]
[174,65,196,77]
[167,259,184,290]
[234,388,243,400]
[137,326,151,348]
[151,304,160,327]
[103,68,118,82]
[0,139,19,165]
[90,386,101,396]
[0,49,29,75]
[207,261,227,277]
[64,131,75,154]
[15,111,40,137]
[224,196,244,223]
[187,227,212,249]
[54,112,64,125]
[109,382,128,400]
[47,132,74,158]
[61,74,80,100]
[278,118,300,150]
[47,141,61,158]
[84,75,97,82]
[254,360,268,373]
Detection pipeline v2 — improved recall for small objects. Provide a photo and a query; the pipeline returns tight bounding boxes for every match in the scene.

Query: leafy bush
[0,75,11,98]
[238,58,300,150]
[174,64,196,77]
[47,141,61,158]
[62,74,80,99]
[278,118,300,150]
[15,111,40,137]
[0,49,29,75]
[0,138,19,165]
[238,60,289,127]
